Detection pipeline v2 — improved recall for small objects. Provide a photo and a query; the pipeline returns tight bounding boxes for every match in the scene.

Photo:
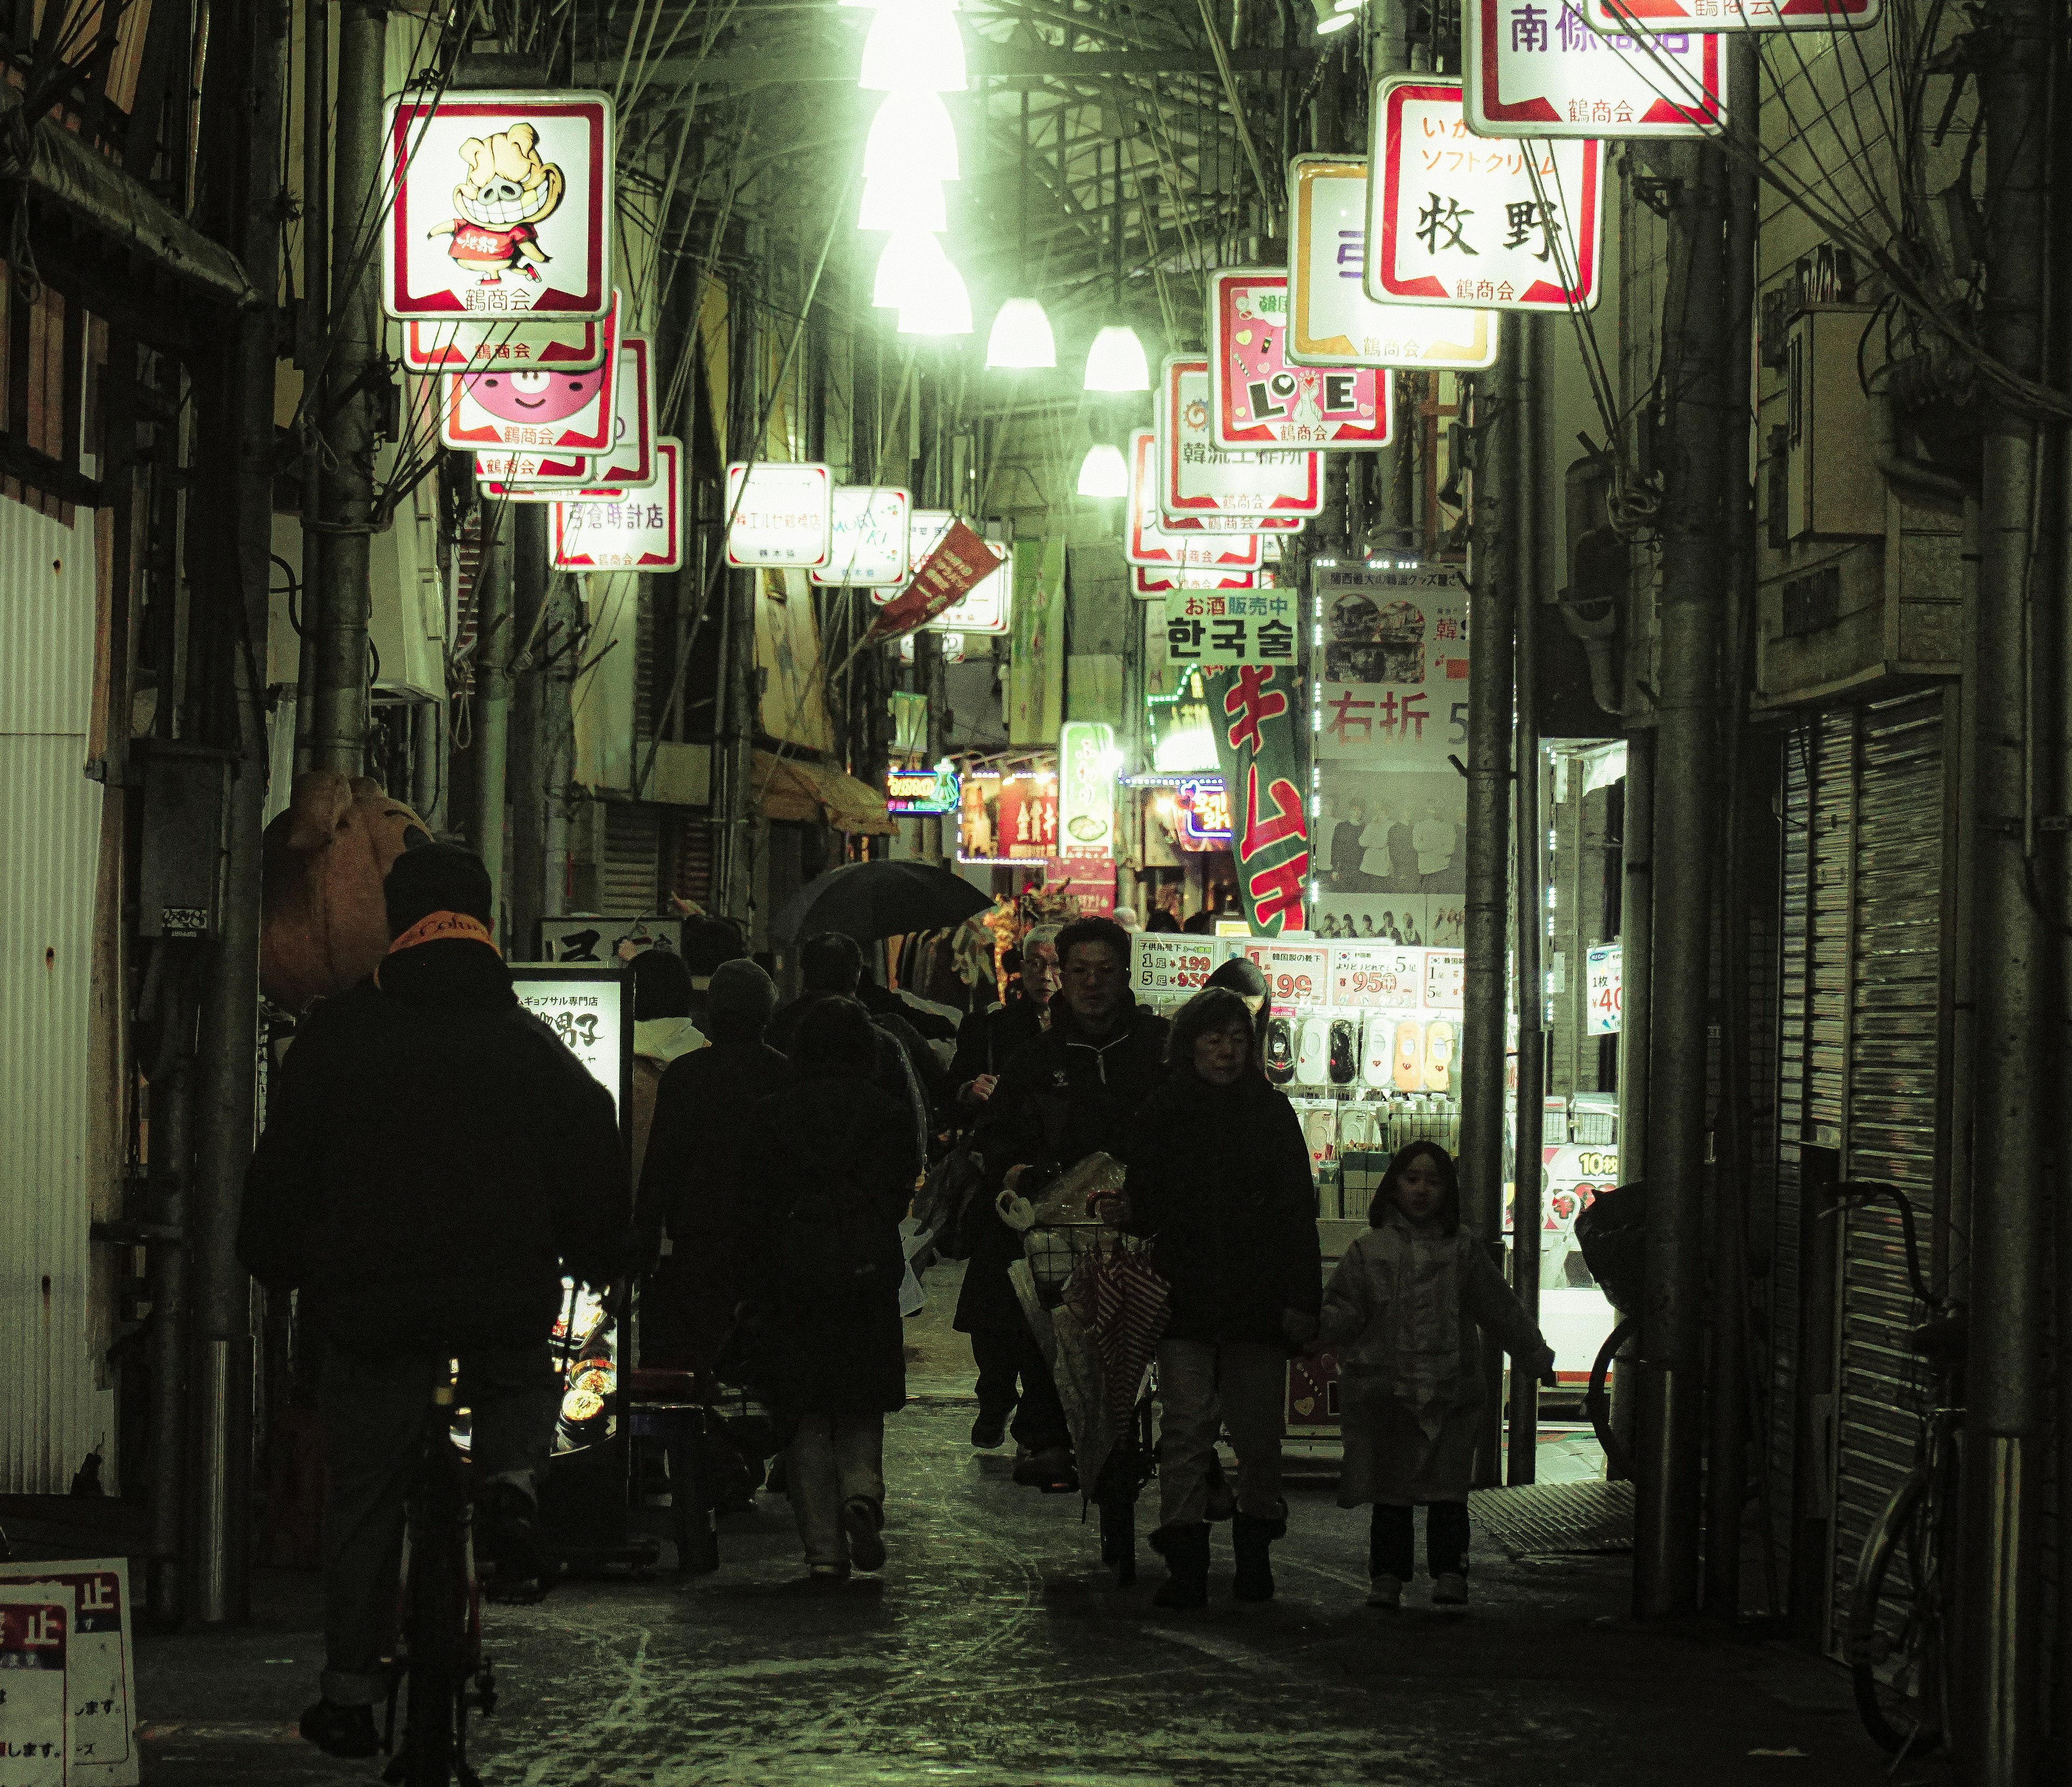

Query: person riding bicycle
[239,843,630,1759]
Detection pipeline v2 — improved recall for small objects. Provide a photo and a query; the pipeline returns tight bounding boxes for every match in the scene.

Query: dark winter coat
[1123,1067,1322,1347]
[769,989,941,1124]
[237,939,630,1353]
[954,996,1170,1332]
[633,1034,790,1371]
[948,995,1046,1090]
[736,1070,921,1416]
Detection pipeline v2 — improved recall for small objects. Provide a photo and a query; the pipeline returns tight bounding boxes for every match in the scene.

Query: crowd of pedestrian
[238,844,1557,1758]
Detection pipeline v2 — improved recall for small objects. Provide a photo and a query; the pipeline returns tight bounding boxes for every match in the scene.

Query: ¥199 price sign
[1243,942,1330,1008]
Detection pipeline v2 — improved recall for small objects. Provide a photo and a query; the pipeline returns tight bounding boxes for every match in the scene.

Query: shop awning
[751,751,895,835]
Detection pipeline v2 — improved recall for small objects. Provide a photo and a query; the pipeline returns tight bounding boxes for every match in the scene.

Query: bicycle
[1829,1179,1966,1761]
[380,1365,500,1787]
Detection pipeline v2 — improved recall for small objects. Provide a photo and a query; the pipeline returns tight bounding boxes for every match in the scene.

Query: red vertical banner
[1207,663,1312,936]
[864,519,1005,643]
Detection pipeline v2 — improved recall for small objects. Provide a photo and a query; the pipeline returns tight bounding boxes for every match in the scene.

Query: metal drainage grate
[1468,1478,1635,1558]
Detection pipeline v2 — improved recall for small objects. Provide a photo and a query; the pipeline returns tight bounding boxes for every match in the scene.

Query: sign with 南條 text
[1466,0,1728,137]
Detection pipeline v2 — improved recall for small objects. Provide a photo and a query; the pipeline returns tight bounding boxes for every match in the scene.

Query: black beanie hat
[384,842,494,937]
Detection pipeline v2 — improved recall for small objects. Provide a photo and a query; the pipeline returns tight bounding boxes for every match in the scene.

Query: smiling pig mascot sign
[427,122,566,288]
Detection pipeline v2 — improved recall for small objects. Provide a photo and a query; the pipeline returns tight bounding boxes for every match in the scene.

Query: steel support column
[466,503,513,938]
[508,507,549,957]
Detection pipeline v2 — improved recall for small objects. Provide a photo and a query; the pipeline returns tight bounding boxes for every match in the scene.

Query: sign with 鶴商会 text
[1209,274,1395,453]
[440,292,620,452]
[1163,590,1302,667]
[553,438,683,571]
[1162,357,1324,519]
[1134,566,1271,596]
[1367,76,1605,312]
[1585,0,1879,32]
[1467,0,1728,137]
[1287,158,1502,370]
[814,486,911,588]
[1127,432,1265,571]
[724,460,833,569]
[405,308,611,373]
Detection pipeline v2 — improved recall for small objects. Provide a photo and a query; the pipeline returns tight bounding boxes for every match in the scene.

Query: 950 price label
[1331,944,1420,1009]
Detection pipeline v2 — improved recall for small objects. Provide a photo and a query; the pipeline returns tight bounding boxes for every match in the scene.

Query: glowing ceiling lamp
[863,91,960,183]
[985,296,1057,369]
[898,262,975,336]
[860,0,968,92]
[873,228,953,310]
[1310,0,1358,30]
[859,175,947,233]
[1083,323,1151,392]
[1076,442,1129,499]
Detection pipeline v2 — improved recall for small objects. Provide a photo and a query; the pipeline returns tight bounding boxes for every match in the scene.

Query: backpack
[778,1172,904,1311]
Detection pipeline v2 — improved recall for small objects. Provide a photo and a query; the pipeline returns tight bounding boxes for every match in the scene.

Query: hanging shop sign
[866,520,1004,643]
[1206,277,1395,453]
[959,767,1058,863]
[723,460,834,569]
[509,966,631,1122]
[479,336,653,491]
[535,916,686,963]
[1042,854,1116,918]
[0,1560,134,1785]
[1208,662,1312,935]
[1287,158,1503,370]
[476,448,594,488]
[1161,356,1325,521]
[885,762,960,814]
[1586,942,1623,1033]
[0,1591,70,1787]
[1177,777,1233,842]
[441,294,621,451]
[385,92,613,320]
[1466,0,1727,137]
[1163,589,1302,667]
[1059,720,1120,857]
[866,511,1011,631]
[1132,933,1224,999]
[1314,563,1470,771]
[1367,76,1605,312]
[1127,431,1265,571]
[551,438,683,572]
[405,308,611,373]
[1585,0,1878,32]
[1134,567,1267,596]
[814,486,912,588]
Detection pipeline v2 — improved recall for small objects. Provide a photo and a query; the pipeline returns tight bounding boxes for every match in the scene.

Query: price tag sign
[1131,935,1222,998]
[1242,941,1329,1008]
[0,1590,70,1787]
[1586,943,1623,1033]
[0,1560,137,1781]
[1330,942,1422,1010]
[1423,950,1467,1013]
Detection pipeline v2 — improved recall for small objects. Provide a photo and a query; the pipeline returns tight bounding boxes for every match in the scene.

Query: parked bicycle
[1828,1179,1965,1761]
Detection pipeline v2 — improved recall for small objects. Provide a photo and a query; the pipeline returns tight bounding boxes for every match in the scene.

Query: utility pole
[466,503,514,937]
[1633,136,1729,1621]
[717,256,761,924]
[306,0,386,776]
[294,0,328,775]
[1960,0,2049,1772]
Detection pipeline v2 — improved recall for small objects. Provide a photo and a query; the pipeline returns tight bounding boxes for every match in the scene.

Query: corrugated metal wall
[0,497,110,1492]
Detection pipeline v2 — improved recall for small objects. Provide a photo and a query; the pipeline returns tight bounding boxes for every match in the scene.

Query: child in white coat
[1320,1140,1556,1609]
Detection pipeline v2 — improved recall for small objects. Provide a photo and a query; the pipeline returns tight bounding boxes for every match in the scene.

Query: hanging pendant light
[1310,0,1358,31]
[863,91,960,182]
[873,228,953,310]
[859,175,947,233]
[860,0,967,92]
[985,297,1056,369]
[1076,443,1130,499]
[1083,324,1150,392]
[898,262,975,336]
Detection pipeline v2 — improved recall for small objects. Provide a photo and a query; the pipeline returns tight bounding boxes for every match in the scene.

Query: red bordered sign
[441,294,621,452]
[551,439,683,572]
[1163,356,1325,520]
[1467,0,1728,137]
[1586,0,1878,31]
[1207,274,1394,453]
[404,309,611,373]
[1126,431,1264,571]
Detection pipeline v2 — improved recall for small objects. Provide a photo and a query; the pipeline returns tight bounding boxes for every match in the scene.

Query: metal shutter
[602,803,662,914]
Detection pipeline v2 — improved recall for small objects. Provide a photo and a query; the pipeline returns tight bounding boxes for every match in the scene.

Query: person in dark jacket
[680,916,750,1039]
[1203,954,1271,1056]
[736,997,921,1583]
[1124,985,1322,1609]
[238,844,629,1759]
[770,931,941,1143]
[948,922,1060,1111]
[964,916,1170,1486]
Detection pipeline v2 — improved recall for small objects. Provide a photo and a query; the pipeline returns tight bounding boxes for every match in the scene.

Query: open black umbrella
[770,859,994,944]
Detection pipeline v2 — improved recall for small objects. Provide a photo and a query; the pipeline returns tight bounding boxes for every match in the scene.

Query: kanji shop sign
[1314,564,1470,772]
[1367,76,1605,312]
[1208,664,1312,936]
[481,336,654,491]
[1467,0,1728,137]
[1059,721,1119,856]
[1586,0,1877,32]
[1134,567,1268,596]
[385,92,613,319]
[1161,357,1324,523]
[1208,275,1394,452]
[551,439,683,571]
[476,448,593,489]
[1289,158,1502,370]
[0,1592,69,1787]
[814,486,912,588]
[441,294,621,452]
[0,1559,137,1783]
[1163,590,1301,667]
[404,308,611,373]
[724,461,834,569]
[866,520,1005,643]
[1127,431,1265,571]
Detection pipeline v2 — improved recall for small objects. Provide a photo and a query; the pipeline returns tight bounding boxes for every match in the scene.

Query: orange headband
[381,910,502,973]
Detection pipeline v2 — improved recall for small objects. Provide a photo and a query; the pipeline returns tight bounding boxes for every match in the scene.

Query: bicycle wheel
[1846,1464,1944,1757]
[393,1479,470,1786]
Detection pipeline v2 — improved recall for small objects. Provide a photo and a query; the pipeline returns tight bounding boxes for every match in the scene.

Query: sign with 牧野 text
[0,1558,138,1782]
[1585,0,1878,31]
[1367,76,1605,312]
[385,92,614,320]
[814,486,911,588]
[1209,273,1395,452]
[1288,158,1503,370]
[1587,943,1623,1033]
[1208,662,1312,935]
[1467,0,1728,138]
[724,460,833,569]
[1163,590,1301,667]
[1127,431,1265,571]
[552,438,683,571]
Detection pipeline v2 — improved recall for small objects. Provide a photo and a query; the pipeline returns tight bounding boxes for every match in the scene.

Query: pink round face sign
[464,366,601,423]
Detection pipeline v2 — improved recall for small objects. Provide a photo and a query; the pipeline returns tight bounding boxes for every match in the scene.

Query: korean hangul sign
[441,294,620,451]
[385,92,613,319]
[1163,590,1301,667]
[1208,276,1395,453]
[1586,0,1877,31]
[1368,76,1605,312]
[0,1590,69,1787]
[1130,933,1223,1000]
[1161,357,1324,522]
[724,461,833,569]
[1467,0,1728,137]
[1330,942,1423,1009]
[1587,943,1623,1033]
[1127,431,1264,571]
[552,439,682,571]
[1209,661,1311,936]
[814,487,911,588]
[1316,564,1470,770]
[1240,940,1329,1007]
[1288,158,1503,370]
[0,1561,135,1783]
[865,520,1004,643]
[405,308,611,373]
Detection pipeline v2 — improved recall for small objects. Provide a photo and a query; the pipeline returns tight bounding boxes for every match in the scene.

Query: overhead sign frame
[1585,0,1879,32]
[1465,0,1728,138]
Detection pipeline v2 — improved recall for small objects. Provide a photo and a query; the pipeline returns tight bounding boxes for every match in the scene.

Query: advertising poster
[1207,661,1311,935]
[959,770,1057,863]
[509,968,630,1121]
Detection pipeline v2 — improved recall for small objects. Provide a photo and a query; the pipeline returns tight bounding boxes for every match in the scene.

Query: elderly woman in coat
[1321,1140,1555,1611]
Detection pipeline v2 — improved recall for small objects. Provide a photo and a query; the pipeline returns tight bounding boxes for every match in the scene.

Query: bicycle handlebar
[1826,1180,1940,1311]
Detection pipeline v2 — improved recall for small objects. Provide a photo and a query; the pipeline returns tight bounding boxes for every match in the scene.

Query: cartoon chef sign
[384,92,614,320]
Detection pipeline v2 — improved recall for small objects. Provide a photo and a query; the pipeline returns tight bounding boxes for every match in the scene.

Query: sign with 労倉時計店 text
[441,293,619,452]
[552,439,683,572]
[724,461,834,569]
[405,308,611,373]
[1127,432,1265,571]
[1287,158,1503,370]
[1161,357,1325,522]
[1163,590,1303,667]
[1207,276,1395,453]
[385,92,613,320]
[1466,0,1728,137]
[1585,0,1879,32]
[1367,76,1605,312]
[814,486,912,588]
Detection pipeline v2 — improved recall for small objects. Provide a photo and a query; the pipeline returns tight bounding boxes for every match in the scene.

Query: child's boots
[1231,1509,1287,1602]
[1150,1522,1211,1608]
